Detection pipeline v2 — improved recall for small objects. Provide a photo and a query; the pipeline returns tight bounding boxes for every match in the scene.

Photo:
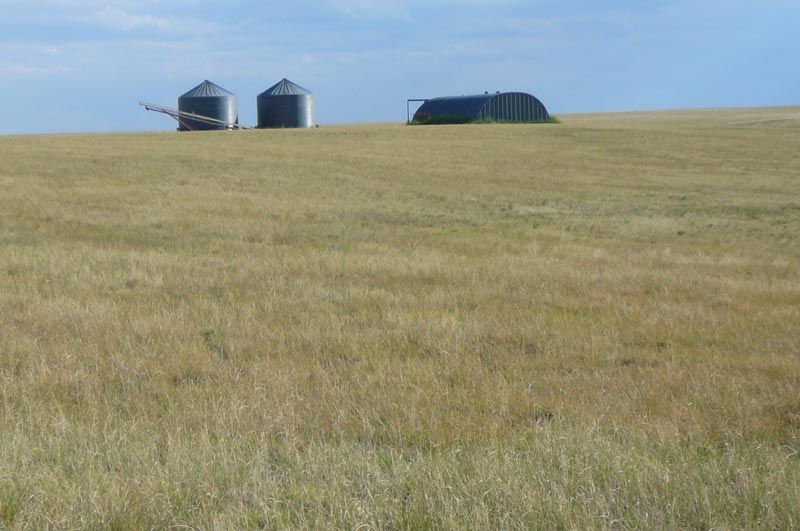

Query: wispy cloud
[0,1,220,35]
[0,43,73,77]
[326,0,519,20]
[87,6,171,32]
[329,0,413,21]
[0,0,798,132]
[75,6,222,35]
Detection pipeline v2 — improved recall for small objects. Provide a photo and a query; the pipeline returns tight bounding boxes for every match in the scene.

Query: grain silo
[177,80,238,131]
[257,78,314,128]
[413,92,551,125]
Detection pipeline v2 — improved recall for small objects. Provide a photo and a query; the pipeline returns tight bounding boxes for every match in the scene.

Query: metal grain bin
[177,80,238,131]
[257,78,314,128]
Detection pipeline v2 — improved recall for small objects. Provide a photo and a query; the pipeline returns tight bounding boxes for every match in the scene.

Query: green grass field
[1,106,799,528]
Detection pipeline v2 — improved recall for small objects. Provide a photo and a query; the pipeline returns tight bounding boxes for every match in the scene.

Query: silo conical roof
[180,80,235,98]
[259,78,312,97]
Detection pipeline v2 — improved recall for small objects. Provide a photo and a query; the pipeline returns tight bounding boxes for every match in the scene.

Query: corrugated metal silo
[177,80,238,131]
[257,79,314,128]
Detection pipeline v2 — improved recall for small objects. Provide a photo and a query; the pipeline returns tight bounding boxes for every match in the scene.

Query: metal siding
[257,94,314,128]
[257,79,314,128]
[180,80,235,98]
[177,95,238,131]
[414,92,550,124]
[514,93,520,121]
[260,78,313,96]
[413,95,494,123]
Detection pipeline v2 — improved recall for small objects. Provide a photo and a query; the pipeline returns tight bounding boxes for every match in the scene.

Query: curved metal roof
[259,78,313,97]
[414,92,550,124]
[415,94,494,120]
[180,80,235,98]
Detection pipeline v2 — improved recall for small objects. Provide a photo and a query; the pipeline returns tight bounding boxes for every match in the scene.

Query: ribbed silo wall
[177,95,238,131]
[257,94,314,128]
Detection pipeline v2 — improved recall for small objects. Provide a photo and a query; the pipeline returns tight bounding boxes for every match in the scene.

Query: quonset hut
[413,92,550,125]
[177,80,238,131]
[257,78,314,128]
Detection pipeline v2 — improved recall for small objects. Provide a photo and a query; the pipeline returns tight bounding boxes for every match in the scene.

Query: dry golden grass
[1,106,799,528]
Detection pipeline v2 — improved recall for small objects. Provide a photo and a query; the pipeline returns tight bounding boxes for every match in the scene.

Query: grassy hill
[1,107,799,528]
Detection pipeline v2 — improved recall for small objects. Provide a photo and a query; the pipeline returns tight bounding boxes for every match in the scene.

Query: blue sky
[0,0,798,133]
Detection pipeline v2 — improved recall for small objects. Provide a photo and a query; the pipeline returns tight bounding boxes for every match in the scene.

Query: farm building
[413,92,550,124]
[177,80,238,131]
[257,78,315,128]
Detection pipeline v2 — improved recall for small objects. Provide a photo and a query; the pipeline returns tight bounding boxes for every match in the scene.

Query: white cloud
[0,1,219,35]
[326,0,519,20]
[85,6,171,31]
[329,0,413,21]
[0,43,73,76]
